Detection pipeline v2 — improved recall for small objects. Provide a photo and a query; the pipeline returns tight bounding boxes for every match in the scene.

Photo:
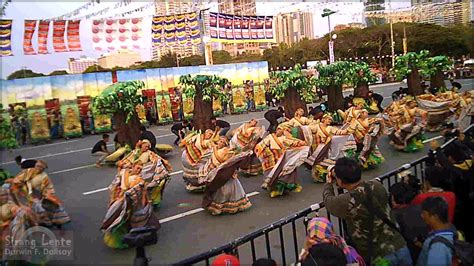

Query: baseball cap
[211,254,240,266]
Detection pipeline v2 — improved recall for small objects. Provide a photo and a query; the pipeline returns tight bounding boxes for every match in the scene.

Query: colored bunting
[152,12,200,47]
[209,12,275,43]
[67,20,82,51]
[0,19,13,57]
[53,20,68,52]
[38,20,50,54]
[23,20,37,55]
[91,18,142,52]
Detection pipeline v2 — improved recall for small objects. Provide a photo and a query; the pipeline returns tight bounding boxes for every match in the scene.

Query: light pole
[322,8,337,64]
[388,0,395,68]
[203,36,213,65]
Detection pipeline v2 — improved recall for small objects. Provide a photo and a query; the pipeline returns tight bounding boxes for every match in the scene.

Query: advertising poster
[61,103,82,138]
[92,113,112,133]
[232,86,246,114]
[213,97,223,116]
[156,91,173,124]
[82,73,99,97]
[28,108,50,143]
[181,93,194,120]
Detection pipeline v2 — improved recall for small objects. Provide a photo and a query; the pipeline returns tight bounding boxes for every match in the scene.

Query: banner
[209,12,275,43]
[67,20,82,51]
[23,20,37,55]
[92,18,142,52]
[53,20,68,52]
[38,20,50,54]
[0,20,13,57]
[152,12,200,47]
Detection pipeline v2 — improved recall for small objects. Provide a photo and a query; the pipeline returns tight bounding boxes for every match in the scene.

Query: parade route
[0,79,472,265]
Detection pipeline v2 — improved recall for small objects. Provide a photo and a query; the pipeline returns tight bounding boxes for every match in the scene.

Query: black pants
[266,118,278,133]
[172,130,185,145]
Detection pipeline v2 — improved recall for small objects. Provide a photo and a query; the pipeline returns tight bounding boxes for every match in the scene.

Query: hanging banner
[209,12,275,43]
[152,12,200,47]
[37,20,50,54]
[92,18,142,52]
[67,20,82,51]
[0,20,13,57]
[53,20,68,52]
[23,20,37,55]
[151,16,164,46]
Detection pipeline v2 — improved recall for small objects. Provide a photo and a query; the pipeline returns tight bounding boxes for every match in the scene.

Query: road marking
[14,139,81,151]
[50,165,95,175]
[423,135,443,143]
[159,191,260,224]
[82,170,184,195]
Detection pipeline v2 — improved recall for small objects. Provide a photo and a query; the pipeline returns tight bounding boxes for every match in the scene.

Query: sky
[0,1,412,79]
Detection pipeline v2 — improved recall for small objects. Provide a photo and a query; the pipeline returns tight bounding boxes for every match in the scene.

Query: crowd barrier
[173,124,473,266]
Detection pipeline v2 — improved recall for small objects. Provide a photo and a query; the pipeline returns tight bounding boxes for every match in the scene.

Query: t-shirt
[411,191,456,222]
[140,130,157,148]
[92,140,107,154]
[264,109,283,121]
[216,120,230,128]
[171,122,191,131]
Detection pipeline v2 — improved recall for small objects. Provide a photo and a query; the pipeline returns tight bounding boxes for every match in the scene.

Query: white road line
[50,165,95,175]
[82,187,109,195]
[423,135,443,143]
[14,139,81,151]
[159,191,260,224]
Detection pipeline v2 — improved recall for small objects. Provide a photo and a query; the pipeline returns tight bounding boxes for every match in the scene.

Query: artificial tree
[393,50,430,96]
[179,75,228,131]
[316,61,353,112]
[350,62,378,99]
[93,81,144,146]
[424,56,451,91]
[271,64,316,117]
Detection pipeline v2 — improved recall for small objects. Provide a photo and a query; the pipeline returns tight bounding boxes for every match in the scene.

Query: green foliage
[272,64,317,102]
[423,55,452,77]
[179,55,205,66]
[347,61,378,86]
[212,50,233,64]
[49,70,69,76]
[0,118,17,149]
[0,169,12,186]
[392,50,430,80]
[179,75,228,103]
[315,61,354,88]
[93,81,144,123]
[7,69,44,80]
[83,65,109,73]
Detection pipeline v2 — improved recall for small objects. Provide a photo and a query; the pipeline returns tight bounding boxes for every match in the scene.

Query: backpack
[429,235,474,266]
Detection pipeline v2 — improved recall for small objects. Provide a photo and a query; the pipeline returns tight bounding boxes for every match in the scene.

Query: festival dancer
[388,99,427,152]
[255,126,309,198]
[229,119,265,176]
[118,139,172,207]
[341,102,364,125]
[180,129,216,192]
[200,137,252,215]
[7,160,71,227]
[101,162,158,249]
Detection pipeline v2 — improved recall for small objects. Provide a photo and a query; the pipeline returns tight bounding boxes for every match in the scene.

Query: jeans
[384,246,413,266]
[219,127,230,137]
[172,129,184,145]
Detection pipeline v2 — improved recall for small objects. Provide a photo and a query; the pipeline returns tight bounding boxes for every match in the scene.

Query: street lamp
[322,8,337,64]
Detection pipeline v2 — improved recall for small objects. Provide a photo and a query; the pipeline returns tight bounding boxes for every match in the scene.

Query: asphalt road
[0,79,472,265]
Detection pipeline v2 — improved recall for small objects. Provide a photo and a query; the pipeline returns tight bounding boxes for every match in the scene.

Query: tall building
[151,0,203,61]
[364,0,386,27]
[275,11,314,45]
[68,56,98,74]
[411,0,471,26]
[98,49,141,69]
[333,22,365,32]
[217,0,270,56]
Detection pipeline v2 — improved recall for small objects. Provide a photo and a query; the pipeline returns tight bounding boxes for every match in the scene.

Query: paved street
[0,79,472,265]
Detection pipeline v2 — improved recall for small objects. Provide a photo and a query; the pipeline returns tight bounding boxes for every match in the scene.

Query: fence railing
[173,124,473,265]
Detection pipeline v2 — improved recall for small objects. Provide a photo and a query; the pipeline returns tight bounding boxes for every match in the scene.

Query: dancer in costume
[388,99,427,152]
[118,140,172,207]
[255,126,309,198]
[229,119,265,176]
[7,160,70,227]
[341,102,364,125]
[201,137,252,215]
[101,162,158,249]
[180,129,216,192]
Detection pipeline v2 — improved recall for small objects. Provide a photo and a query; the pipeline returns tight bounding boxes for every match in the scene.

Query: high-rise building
[364,0,386,27]
[275,11,314,45]
[151,0,203,61]
[216,0,270,56]
[411,0,471,26]
[68,56,98,74]
[98,49,141,69]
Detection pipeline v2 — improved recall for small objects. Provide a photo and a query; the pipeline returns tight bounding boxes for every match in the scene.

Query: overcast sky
[0,1,413,79]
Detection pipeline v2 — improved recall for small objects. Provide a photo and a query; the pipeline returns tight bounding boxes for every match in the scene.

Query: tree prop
[0,117,17,149]
[424,56,452,92]
[271,64,316,117]
[316,61,353,112]
[0,169,12,186]
[179,75,228,130]
[93,81,145,146]
[349,62,378,99]
[392,50,430,96]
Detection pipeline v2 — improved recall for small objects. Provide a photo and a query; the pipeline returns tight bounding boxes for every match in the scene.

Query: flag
[23,20,37,55]
[92,18,142,52]
[209,12,275,43]
[67,20,82,51]
[53,20,68,52]
[38,20,50,54]
[0,20,13,57]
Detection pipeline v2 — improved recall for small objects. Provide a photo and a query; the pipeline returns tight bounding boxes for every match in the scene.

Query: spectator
[20,117,28,144]
[389,182,430,261]
[14,155,37,169]
[139,125,157,152]
[411,167,456,223]
[252,258,276,266]
[264,107,287,133]
[323,157,410,265]
[441,123,460,143]
[211,254,240,266]
[92,134,110,167]
[417,197,455,266]
[302,217,364,265]
[211,117,230,137]
[301,243,347,266]
[171,120,191,146]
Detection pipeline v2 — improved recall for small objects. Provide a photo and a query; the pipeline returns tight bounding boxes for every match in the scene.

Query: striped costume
[229,124,265,176]
[347,117,384,169]
[181,133,214,192]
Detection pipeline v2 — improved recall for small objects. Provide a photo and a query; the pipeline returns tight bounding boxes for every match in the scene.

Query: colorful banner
[209,12,275,43]
[156,92,173,124]
[23,20,37,55]
[61,103,82,138]
[53,20,68,52]
[67,20,82,52]
[28,108,50,143]
[152,12,200,47]
[0,20,13,57]
[37,20,50,54]
[91,18,142,52]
